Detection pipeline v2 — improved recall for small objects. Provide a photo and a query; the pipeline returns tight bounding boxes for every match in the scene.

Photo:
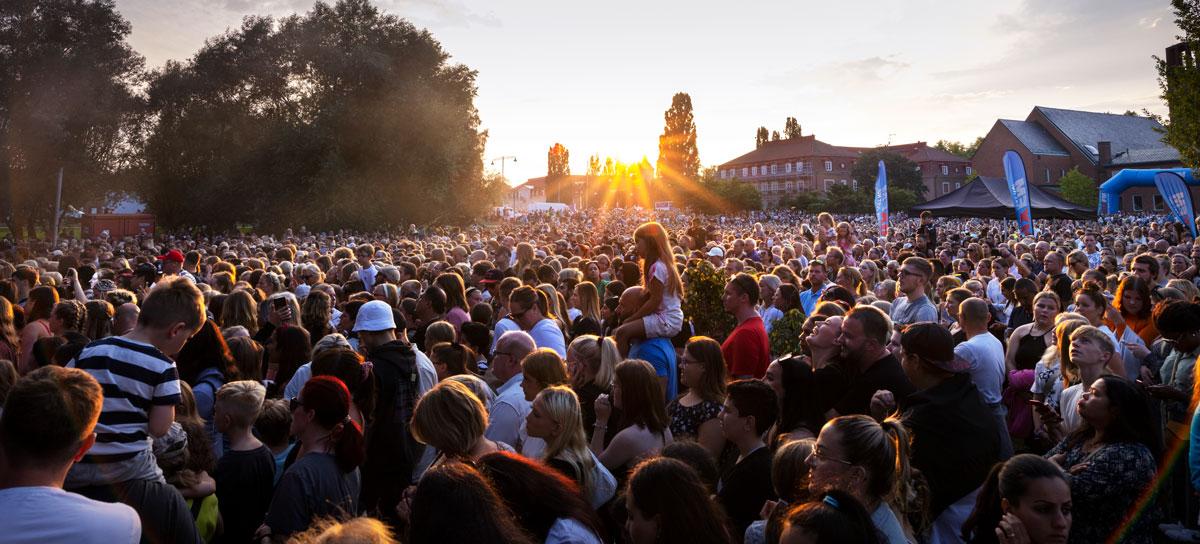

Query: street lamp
[489,156,517,182]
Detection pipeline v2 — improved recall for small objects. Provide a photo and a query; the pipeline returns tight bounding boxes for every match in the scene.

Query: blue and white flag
[875,160,889,239]
[1002,151,1033,236]
[1155,171,1198,238]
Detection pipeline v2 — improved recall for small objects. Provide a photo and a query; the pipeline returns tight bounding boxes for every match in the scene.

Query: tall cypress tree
[657,92,700,185]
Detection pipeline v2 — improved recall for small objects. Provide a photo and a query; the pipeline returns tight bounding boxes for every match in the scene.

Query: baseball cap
[479,269,504,285]
[707,246,725,258]
[157,250,184,262]
[353,300,396,332]
[899,322,970,373]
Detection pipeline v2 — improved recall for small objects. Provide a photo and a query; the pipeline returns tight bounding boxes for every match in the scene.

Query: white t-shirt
[0,486,141,544]
[954,333,1007,405]
[1060,383,1084,433]
[650,261,682,319]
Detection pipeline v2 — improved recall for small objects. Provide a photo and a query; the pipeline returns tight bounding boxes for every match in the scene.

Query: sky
[115,0,1179,186]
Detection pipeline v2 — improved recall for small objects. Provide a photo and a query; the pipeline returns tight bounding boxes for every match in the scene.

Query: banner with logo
[1154,171,1198,238]
[875,160,889,239]
[1098,191,1112,215]
[1002,151,1033,236]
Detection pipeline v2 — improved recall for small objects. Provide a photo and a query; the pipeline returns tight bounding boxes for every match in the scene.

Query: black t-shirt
[263,452,360,536]
[834,353,917,416]
[717,447,775,537]
[214,444,277,544]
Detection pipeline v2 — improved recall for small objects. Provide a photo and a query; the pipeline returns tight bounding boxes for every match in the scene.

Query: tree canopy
[851,148,927,199]
[1153,0,1200,171]
[784,117,802,139]
[755,126,769,148]
[1058,166,1098,209]
[933,137,983,159]
[681,167,761,213]
[0,0,144,237]
[657,92,700,186]
[138,0,488,231]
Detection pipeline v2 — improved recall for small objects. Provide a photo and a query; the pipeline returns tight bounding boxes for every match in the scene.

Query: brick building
[716,136,973,208]
[973,106,1185,212]
[717,136,862,208]
[845,142,975,199]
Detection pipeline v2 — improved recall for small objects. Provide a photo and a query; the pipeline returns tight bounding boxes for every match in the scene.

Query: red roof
[841,141,971,163]
[719,135,860,167]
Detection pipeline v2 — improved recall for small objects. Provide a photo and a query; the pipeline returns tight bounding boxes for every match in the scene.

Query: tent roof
[909,177,1094,219]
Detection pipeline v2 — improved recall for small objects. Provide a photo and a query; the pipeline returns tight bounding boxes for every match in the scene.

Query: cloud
[764,54,910,89]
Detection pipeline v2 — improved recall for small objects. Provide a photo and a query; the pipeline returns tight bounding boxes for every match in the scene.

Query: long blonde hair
[635,222,682,297]
[567,335,618,389]
[575,281,601,323]
[537,386,597,499]
[222,290,259,336]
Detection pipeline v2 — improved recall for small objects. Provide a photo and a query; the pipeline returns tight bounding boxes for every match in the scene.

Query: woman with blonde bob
[520,348,570,403]
[410,380,515,465]
[566,335,619,438]
[526,386,616,508]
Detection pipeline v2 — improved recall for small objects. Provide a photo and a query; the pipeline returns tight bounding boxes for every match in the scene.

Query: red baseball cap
[157,250,184,263]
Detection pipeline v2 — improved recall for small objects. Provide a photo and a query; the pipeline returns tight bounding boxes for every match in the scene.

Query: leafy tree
[657,92,700,188]
[851,148,926,199]
[771,130,781,141]
[755,126,769,148]
[1151,0,1200,170]
[824,183,870,214]
[784,117,802,139]
[1058,166,1098,208]
[933,137,983,158]
[886,187,919,214]
[140,0,489,231]
[0,0,145,237]
[681,167,760,213]
[546,142,570,203]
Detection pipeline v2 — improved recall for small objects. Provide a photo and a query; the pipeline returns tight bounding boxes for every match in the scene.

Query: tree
[680,167,760,213]
[755,126,769,148]
[851,148,927,200]
[139,0,490,230]
[657,92,701,198]
[784,117,802,139]
[546,142,570,204]
[1151,0,1200,170]
[771,130,781,142]
[1059,166,1098,208]
[0,0,145,237]
[933,137,984,159]
[824,183,870,214]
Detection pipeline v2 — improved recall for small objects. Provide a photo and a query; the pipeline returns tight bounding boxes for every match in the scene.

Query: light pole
[490,156,517,182]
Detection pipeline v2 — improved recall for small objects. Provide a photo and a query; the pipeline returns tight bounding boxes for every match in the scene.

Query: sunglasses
[289,397,305,411]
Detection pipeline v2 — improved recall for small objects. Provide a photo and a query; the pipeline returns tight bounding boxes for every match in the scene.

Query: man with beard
[832,305,915,416]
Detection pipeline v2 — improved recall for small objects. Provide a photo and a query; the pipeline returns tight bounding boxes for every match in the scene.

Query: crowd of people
[0,206,1198,543]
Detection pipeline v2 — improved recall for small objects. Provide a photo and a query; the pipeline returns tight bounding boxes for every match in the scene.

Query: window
[1061,169,1066,178]
[797,161,804,172]
[825,160,833,171]
[720,170,727,179]
[966,167,972,175]
[824,179,833,190]
[1045,169,1050,183]
[841,179,847,185]
[752,166,758,176]
[956,182,961,189]
[840,163,846,169]
[771,164,777,174]
[785,181,792,191]
[1132,195,1144,211]
[915,166,921,171]
[942,182,950,194]
[941,165,949,175]
[1154,195,1165,211]
[852,180,858,190]
[742,167,748,177]
[785,163,792,173]
[954,167,959,173]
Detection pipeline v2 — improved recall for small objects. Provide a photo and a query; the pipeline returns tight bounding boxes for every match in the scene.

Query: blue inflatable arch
[1098,168,1197,214]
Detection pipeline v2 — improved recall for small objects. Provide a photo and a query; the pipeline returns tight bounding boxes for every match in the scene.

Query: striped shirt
[68,337,181,459]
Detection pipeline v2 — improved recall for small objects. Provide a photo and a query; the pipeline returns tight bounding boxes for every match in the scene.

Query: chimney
[1098,141,1111,165]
